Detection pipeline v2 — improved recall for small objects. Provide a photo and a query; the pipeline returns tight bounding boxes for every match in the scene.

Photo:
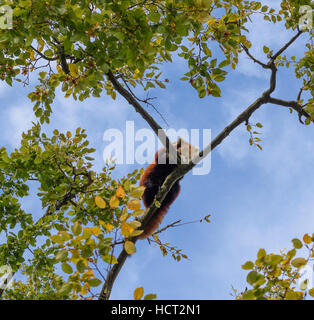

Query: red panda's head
[175,138,199,164]
[155,138,199,165]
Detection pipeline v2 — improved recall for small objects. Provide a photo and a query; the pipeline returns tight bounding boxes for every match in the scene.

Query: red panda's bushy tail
[138,204,171,239]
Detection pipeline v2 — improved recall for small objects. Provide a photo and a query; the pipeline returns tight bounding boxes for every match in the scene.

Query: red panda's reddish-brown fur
[138,138,198,239]
[138,163,181,239]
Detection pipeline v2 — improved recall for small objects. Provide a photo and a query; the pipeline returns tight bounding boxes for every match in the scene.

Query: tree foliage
[0,0,313,299]
[235,233,314,300]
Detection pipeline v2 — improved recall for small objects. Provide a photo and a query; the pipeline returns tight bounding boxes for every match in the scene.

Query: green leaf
[263,46,269,54]
[156,80,166,89]
[148,11,160,23]
[76,260,86,273]
[292,238,303,249]
[287,248,296,258]
[88,278,102,287]
[55,249,68,262]
[291,258,307,268]
[242,261,254,270]
[58,283,72,296]
[62,262,73,274]
[102,254,118,265]
[247,271,259,285]
[72,221,82,236]
[270,255,282,265]
[199,89,206,98]
[144,294,157,300]
[241,290,255,300]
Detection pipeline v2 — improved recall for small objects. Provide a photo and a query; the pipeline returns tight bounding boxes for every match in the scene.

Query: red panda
[138,138,199,239]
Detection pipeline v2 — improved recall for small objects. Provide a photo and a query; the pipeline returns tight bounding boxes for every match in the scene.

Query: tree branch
[107,70,180,164]
[98,30,305,300]
[241,45,269,69]
[30,45,58,61]
[268,96,309,124]
[270,30,303,62]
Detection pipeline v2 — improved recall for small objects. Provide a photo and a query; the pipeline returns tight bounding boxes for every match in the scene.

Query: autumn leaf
[124,240,136,255]
[292,238,303,249]
[109,196,120,208]
[127,200,141,211]
[121,222,134,237]
[72,221,82,236]
[90,226,102,236]
[303,234,312,244]
[69,63,79,77]
[291,258,307,268]
[116,186,125,198]
[99,220,114,231]
[134,287,144,300]
[130,186,145,199]
[102,254,118,265]
[95,196,106,209]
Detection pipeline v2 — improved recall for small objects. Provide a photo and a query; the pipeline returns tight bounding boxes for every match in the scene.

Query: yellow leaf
[99,220,114,232]
[208,18,216,25]
[81,286,88,295]
[69,63,79,77]
[102,254,118,264]
[130,230,144,237]
[30,50,35,61]
[291,257,307,268]
[132,68,141,79]
[109,196,120,208]
[66,131,72,138]
[91,226,102,236]
[124,240,136,255]
[95,196,106,209]
[116,186,125,198]
[127,200,141,211]
[37,38,45,52]
[155,36,162,45]
[121,222,134,238]
[128,220,141,229]
[86,269,94,277]
[56,65,63,74]
[132,210,145,217]
[120,212,129,222]
[134,287,144,300]
[130,186,145,199]
[105,224,114,231]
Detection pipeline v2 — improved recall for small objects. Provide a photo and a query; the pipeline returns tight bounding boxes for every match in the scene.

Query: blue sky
[1,0,313,299]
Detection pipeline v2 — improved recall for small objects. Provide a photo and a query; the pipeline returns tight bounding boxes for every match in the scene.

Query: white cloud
[2,102,35,148]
